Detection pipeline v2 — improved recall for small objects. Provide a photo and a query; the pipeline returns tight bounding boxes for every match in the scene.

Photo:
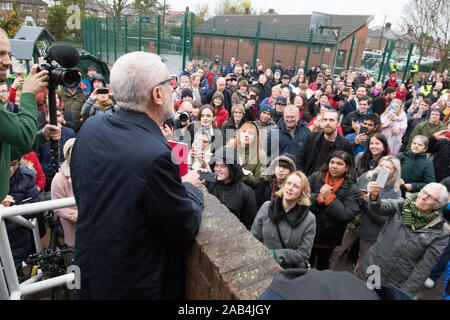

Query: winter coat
[71,109,203,299]
[6,166,40,267]
[308,172,360,246]
[444,260,450,300]
[60,87,84,126]
[406,120,444,150]
[22,151,46,192]
[80,98,119,121]
[220,117,244,145]
[214,107,229,129]
[51,162,77,248]
[205,157,256,230]
[380,112,408,155]
[341,99,358,117]
[356,172,401,241]
[236,146,267,189]
[266,120,311,162]
[361,197,450,298]
[428,135,450,182]
[251,197,316,268]
[397,151,436,193]
[295,131,354,177]
[402,109,429,145]
[231,89,248,106]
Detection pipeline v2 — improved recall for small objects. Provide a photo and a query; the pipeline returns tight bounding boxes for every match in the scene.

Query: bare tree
[434,0,449,71]
[399,0,440,64]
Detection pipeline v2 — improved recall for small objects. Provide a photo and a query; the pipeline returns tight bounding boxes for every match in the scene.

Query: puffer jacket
[6,166,40,267]
[356,172,401,241]
[81,98,119,121]
[251,197,316,268]
[308,172,360,246]
[361,197,450,298]
[205,149,257,230]
[397,151,436,193]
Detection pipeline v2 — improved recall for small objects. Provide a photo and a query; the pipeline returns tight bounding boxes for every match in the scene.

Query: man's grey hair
[110,52,168,113]
[424,183,450,207]
[284,105,299,115]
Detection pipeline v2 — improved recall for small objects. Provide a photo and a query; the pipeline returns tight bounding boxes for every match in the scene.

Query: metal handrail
[0,197,76,300]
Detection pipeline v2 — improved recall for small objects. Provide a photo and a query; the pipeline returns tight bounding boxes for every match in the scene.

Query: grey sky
[168,0,410,31]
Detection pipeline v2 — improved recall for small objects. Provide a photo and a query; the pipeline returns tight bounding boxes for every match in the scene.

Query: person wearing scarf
[362,182,450,298]
[81,88,119,121]
[251,171,316,269]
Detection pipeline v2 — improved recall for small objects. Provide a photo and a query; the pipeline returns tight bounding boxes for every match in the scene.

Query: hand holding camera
[22,64,49,95]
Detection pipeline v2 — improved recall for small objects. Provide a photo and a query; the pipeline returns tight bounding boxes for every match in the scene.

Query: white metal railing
[0,197,76,300]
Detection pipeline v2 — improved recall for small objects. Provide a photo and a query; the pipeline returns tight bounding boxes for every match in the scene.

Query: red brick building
[0,0,48,25]
[194,14,373,74]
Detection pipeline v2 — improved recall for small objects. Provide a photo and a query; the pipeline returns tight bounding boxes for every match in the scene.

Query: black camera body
[38,59,80,89]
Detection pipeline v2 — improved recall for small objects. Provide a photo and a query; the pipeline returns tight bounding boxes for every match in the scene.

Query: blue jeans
[429,239,450,281]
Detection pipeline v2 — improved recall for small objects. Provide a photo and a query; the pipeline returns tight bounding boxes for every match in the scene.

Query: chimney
[385,22,391,29]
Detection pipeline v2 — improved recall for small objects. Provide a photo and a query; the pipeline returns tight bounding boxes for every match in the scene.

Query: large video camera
[38,45,81,88]
[38,44,81,172]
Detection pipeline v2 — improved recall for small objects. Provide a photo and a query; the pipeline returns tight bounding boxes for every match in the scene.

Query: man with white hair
[363,182,450,298]
[70,52,204,299]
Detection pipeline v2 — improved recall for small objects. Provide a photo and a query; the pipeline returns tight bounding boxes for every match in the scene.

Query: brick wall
[186,186,282,300]
[194,25,368,71]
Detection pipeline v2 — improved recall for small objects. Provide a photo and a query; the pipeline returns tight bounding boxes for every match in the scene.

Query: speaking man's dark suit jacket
[71,109,203,299]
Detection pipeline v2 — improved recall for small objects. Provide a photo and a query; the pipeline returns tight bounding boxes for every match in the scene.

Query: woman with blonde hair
[251,171,316,269]
[227,122,266,189]
[173,75,191,102]
[353,156,402,278]
[380,98,408,155]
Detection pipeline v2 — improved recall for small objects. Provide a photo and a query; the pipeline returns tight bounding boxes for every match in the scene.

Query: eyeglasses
[420,189,439,203]
[154,75,177,88]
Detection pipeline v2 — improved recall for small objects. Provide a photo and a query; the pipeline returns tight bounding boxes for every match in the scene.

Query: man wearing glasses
[362,182,450,299]
[70,52,203,300]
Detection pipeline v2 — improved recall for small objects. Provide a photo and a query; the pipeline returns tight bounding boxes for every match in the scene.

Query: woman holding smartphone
[353,156,402,278]
[81,86,118,120]
[380,98,407,155]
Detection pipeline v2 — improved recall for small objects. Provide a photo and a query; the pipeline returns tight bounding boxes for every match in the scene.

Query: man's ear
[152,87,164,106]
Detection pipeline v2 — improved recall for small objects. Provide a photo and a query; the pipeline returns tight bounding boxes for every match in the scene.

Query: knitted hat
[181,88,193,99]
[87,65,98,72]
[212,91,224,102]
[259,103,273,115]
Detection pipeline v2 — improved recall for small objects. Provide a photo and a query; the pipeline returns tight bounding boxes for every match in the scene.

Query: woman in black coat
[308,150,360,270]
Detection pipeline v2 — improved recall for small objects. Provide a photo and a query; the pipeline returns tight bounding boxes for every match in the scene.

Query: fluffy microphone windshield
[47,45,80,68]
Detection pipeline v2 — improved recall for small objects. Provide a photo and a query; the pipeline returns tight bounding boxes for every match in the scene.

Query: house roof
[194,14,373,44]
[368,26,400,40]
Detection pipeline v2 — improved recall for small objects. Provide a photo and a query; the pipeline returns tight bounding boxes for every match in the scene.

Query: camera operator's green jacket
[0,93,47,201]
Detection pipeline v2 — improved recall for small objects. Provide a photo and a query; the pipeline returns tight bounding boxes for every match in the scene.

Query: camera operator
[81,86,118,121]
[244,88,260,122]
[1,27,61,202]
[172,101,194,144]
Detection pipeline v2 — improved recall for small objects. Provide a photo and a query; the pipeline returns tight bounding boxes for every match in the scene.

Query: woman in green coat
[397,135,436,196]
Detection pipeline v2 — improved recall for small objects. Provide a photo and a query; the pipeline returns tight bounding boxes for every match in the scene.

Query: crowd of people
[1,25,450,300]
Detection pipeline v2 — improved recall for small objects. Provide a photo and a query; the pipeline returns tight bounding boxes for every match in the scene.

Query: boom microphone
[47,44,80,68]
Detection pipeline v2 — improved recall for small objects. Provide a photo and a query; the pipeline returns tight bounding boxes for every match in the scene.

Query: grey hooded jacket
[361,197,450,298]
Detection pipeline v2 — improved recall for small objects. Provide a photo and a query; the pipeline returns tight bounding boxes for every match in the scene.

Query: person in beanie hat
[81,65,98,93]
[211,91,229,128]
[174,88,194,111]
[273,96,287,124]
[254,103,277,146]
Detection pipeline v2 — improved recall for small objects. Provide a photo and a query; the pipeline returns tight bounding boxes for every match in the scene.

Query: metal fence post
[182,12,188,71]
[221,30,226,62]
[98,18,102,59]
[157,14,161,55]
[378,40,390,81]
[353,39,361,70]
[190,13,194,61]
[347,34,355,70]
[106,18,109,64]
[305,29,314,71]
[138,16,142,51]
[293,34,299,68]
[381,40,395,83]
[113,17,117,61]
[271,33,277,67]
[236,31,240,60]
[124,16,128,54]
[94,18,97,57]
[253,21,261,68]
[402,42,415,83]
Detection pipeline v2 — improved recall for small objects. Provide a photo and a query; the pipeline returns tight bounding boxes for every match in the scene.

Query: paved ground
[334,253,445,300]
